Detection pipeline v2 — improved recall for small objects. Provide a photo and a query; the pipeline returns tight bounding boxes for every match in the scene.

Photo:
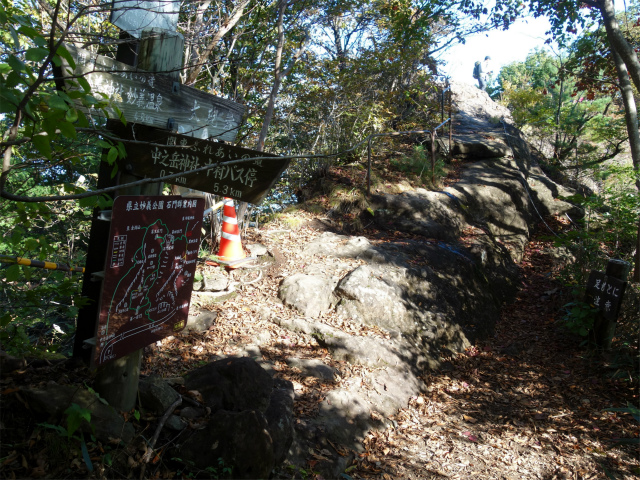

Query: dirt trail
[351,217,639,480]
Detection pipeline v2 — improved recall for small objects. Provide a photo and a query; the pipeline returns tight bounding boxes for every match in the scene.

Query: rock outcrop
[271,82,582,477]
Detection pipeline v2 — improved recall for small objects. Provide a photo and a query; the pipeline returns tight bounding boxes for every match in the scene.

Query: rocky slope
[8,83,637,480]
[167,81,584,478]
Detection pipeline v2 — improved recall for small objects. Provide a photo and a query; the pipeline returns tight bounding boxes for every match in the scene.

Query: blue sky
[437,15,553,84]
[437,0,632,85]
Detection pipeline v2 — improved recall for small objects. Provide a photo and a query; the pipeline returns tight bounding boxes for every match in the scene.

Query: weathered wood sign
[107,121,290,204]
[94,195,203,366]
[585,270,627,321]
[110,0,180,38]
[59,44,245,142]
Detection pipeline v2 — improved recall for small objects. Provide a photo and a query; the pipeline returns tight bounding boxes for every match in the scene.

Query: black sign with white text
[108,122,289,204]
[585,271,627,321]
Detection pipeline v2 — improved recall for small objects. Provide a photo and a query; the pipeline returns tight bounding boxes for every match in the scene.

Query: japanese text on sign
[585,271,627,321]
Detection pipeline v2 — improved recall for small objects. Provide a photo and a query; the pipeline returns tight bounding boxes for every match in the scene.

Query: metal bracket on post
[167,117,177,132]
[97,210,112,222]
[91,271,105,282]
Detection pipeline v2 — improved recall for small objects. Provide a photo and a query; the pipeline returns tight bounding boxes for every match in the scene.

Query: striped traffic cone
[216,197,246,268]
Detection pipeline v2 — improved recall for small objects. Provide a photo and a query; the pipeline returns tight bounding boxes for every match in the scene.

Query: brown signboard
[107,121,290,204]
[94,195,204,366]
[585,271,627,321]
[58,44,245,142]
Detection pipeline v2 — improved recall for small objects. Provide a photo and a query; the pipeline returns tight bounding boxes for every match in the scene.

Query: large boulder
[184,357,273,412]
[138,374,181,415]
[264,378,295,463]
[176,357,294,477]
[278,273,338,318]
[177,409,274,479]
[369,191,466,241]
[20,384,135,443]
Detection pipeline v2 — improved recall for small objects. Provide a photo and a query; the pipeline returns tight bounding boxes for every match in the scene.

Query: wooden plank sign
[94,195,203,366]
[59,44,245,142]
[107,121,290,204]
[585,271,627,321]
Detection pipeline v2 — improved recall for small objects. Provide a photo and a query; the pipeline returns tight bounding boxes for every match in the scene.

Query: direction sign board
[94,195,204,366]
[585,271,627,321]
[59,44,245,142]
[107,121,290,204]
[110,0,180,37]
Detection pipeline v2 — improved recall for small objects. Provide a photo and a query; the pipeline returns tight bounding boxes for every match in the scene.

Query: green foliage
[286,463,320,480]
[38,402,94,472]
[0,195,91,356]
[39,402,92,440]
[560,297,598,337]
[171,456,234,479]
[552,165,639,287]
[0,1,119,356]
[497,48,623,169]
[390,145,447,188]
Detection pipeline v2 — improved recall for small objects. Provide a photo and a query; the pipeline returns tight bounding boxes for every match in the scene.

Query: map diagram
[94,195,203,366]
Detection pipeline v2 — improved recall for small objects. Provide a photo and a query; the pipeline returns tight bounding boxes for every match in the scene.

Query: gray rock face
[246,243,268,257]
[200,269,229,291]
[176,357,294,477]
[286,357,337,382]
[265,378,295,463]
[184,357,274,412]
[271,94,583,479]
[369,191,466,241]
[317,389,373,447]
[278,273,338,318]
[178,409,274,479]
[451,135,513,158]
[20,384,135,443]
[185,311,217,333]
[301,232,372,258]
[138,374,181,415]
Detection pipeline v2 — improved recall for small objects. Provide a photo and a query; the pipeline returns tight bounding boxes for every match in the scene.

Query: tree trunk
[596,0,640,92]
[184,0,250,86]
[635,217,640,282]
[609,45,640,282]
[255,0,308,152]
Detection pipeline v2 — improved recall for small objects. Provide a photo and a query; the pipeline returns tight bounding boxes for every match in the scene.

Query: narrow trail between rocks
[351,218,639,480]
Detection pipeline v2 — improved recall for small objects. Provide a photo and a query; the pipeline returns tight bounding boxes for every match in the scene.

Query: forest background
[0,0,638,398]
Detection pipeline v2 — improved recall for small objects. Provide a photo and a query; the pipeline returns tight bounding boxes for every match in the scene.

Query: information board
[585,271,627,321]
[107,121,290,204]
[94,195,204,366]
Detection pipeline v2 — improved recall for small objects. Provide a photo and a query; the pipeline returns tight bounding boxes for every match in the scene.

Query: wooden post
[92,30,183,411]
[367,136,372,197]
[448,82,453,162]
[430,129,436,185]
[590,259,631,350]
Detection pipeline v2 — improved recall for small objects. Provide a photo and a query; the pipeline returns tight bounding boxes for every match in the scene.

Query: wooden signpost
[107,121,290,204]
[585,271,627,321]
[60,44,245,142]
[586,259,631,350]
[71,1,287,410]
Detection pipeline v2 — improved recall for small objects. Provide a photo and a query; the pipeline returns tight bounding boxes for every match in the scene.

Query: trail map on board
[94,196,204,366]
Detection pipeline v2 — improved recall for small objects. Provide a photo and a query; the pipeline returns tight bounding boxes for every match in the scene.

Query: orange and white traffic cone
[216,197,246,268]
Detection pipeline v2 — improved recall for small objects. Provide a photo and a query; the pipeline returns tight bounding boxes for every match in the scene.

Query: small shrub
[560,297,598,337]
[391,145,447,188]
